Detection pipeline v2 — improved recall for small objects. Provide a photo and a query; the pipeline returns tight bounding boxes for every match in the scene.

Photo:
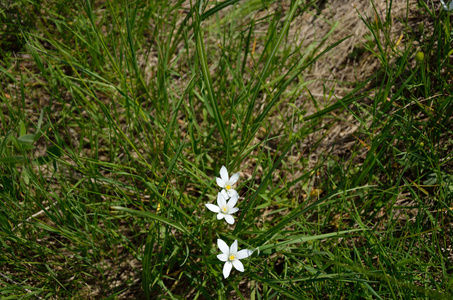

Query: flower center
[229,254,235,261]
[222,206,228,213]
[226,185,231,190]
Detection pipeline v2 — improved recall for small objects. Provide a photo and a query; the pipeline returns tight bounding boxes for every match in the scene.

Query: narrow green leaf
[111,206,191,235]
[0,156,26,164]
[259,229,363,253]
[194,3,227,145]
[201,0,241,20]
[142,225,156,300]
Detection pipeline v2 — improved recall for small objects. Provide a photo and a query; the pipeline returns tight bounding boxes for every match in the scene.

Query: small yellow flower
[415,52,424,63]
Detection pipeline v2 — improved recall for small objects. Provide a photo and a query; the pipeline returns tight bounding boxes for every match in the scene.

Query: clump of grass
[0,0,452,299]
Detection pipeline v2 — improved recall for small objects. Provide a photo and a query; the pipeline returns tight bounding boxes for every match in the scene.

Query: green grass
[1,0,452,299]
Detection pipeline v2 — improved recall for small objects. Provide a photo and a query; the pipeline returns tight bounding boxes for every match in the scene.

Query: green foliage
[0,0,452,299]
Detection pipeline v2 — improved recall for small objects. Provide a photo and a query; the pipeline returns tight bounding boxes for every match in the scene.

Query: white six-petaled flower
[205,191,239,224]
[217,239,253,279]
[216,165,240,198]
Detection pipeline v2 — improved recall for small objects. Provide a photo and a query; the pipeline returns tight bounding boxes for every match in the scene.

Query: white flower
[216,165,240,197]
[205,191,239,224]
[441,0,453,11]
[217,239,253,279]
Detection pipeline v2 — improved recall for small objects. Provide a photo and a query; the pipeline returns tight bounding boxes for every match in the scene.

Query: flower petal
[236,249,253,259]
[227,189,238,198]
[232,259,244,272]
[217,239,230,254]
[205,204,220,213]
[217,213,225,220]
[229,172,240,185]
[220,189,230,200]
[217,192,227,207]
[223,261,233,279]
[227,193,238,208]
[230,240,238,255]
[216,177,225,188]
[220,165,229,182]
[229,207,239,214]
[224,214,235,224]
[217,253,228,261]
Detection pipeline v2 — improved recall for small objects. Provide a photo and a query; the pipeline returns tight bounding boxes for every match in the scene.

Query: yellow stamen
[222,206,228,212]
[226,185,231,190]
[229,255,235,261]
